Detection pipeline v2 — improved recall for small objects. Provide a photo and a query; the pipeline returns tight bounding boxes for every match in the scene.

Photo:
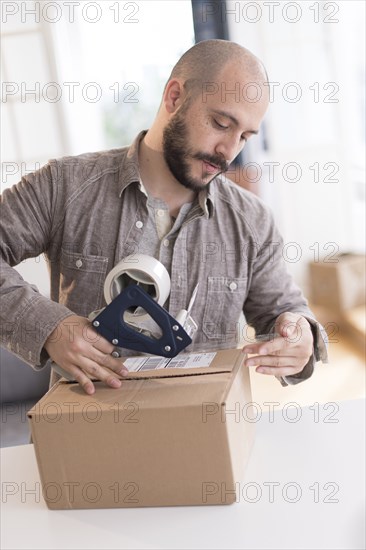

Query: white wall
[225,0,365,292]
[1,2,70,296]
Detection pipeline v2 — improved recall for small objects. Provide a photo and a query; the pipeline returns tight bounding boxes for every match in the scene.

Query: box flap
[119,348,243,378]
[116,348,242,379]
[27,349,246,416]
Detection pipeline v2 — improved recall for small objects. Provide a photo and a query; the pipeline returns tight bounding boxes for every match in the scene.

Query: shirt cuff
[4,295,74,370]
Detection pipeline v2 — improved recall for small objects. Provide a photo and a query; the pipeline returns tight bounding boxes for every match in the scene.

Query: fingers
[77,320,121,357]
[60,355,128,393]
[78,356,124,388]
[245,353,305,376]
[91,330,116,355]
[88,348,128,375]
[246,353,296,368]
[243,340,311,376]
[242,313,314,378]
[242,318,312,358]
[58,363,96,395]
[85,327,130,376]
[243,336,291,357]
[63,331,128,380]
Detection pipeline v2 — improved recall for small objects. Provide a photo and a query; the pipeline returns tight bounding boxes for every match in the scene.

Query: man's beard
[162,107,229,193]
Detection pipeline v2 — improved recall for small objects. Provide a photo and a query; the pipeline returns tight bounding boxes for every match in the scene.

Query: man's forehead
[200,73,269,104]
[197,57,269,106]
[199,78,269,106]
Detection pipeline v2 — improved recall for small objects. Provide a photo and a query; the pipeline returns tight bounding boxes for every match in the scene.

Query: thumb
[275,313,299,341]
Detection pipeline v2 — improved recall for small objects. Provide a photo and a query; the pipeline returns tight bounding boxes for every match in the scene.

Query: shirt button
[75,259,83,268]
[157,209,165,217]
[135,221,143,229]
[163,239,170,247]
[229,281,237,291]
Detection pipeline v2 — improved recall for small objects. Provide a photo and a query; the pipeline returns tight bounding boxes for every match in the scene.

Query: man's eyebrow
[211,109,259,135]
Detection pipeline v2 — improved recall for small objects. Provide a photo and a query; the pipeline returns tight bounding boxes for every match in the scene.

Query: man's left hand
[242,312,313,378]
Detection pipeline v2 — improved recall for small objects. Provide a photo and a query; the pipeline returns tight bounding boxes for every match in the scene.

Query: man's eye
[213,119,228,130]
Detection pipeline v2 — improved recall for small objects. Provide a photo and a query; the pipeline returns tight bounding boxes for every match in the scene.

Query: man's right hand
[44,315,128,395]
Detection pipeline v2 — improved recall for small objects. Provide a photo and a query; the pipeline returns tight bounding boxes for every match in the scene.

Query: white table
[1,399,365,550]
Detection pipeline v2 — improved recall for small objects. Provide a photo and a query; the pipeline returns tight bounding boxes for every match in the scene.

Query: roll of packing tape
[103,254,171,309]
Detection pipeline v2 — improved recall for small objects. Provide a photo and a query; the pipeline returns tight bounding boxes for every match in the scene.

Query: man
[0,40,327,395]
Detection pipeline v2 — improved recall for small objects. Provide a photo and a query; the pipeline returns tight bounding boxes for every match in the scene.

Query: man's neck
[138,131,196,218]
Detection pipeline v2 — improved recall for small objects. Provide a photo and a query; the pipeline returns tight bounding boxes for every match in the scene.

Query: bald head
[165,39,268,101]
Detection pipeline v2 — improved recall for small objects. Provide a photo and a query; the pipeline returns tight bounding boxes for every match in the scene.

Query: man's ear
[163,80,185,114]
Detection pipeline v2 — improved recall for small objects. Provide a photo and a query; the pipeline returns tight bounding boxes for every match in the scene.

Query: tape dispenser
[89,254,198,358]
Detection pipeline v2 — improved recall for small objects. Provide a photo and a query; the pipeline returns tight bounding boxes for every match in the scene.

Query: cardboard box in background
[309,253,366,312]
[28,348,254,509]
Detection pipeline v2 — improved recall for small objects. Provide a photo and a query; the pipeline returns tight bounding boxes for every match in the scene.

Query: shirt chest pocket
[202,276,248,339]
[60,249,109,316]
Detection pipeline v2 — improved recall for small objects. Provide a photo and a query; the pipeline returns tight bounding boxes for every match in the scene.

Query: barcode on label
[168,357,190,369]
[139,357,169,371]
[169,352,217,369]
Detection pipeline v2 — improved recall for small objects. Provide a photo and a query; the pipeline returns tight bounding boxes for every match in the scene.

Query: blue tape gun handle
[91,285,192,358]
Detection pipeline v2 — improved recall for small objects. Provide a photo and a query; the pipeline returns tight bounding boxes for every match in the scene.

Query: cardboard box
[28,348,254,509]
[309,253,365,311]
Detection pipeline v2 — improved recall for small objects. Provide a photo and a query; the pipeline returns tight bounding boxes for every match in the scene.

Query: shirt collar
[118,130,146,195]
[118,130,215,219]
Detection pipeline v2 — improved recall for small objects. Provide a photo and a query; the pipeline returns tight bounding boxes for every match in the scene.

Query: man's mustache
[193,153,229,173]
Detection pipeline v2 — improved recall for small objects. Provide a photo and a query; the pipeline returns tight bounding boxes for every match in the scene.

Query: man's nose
[215,137,242,165]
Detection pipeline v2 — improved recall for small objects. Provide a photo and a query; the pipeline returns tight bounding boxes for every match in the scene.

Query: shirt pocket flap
[60,249,109,316]
[203,276,248,339]
[61,249,109,273]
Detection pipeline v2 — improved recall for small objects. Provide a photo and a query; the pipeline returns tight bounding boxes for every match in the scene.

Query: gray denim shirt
[0,131,327,386]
